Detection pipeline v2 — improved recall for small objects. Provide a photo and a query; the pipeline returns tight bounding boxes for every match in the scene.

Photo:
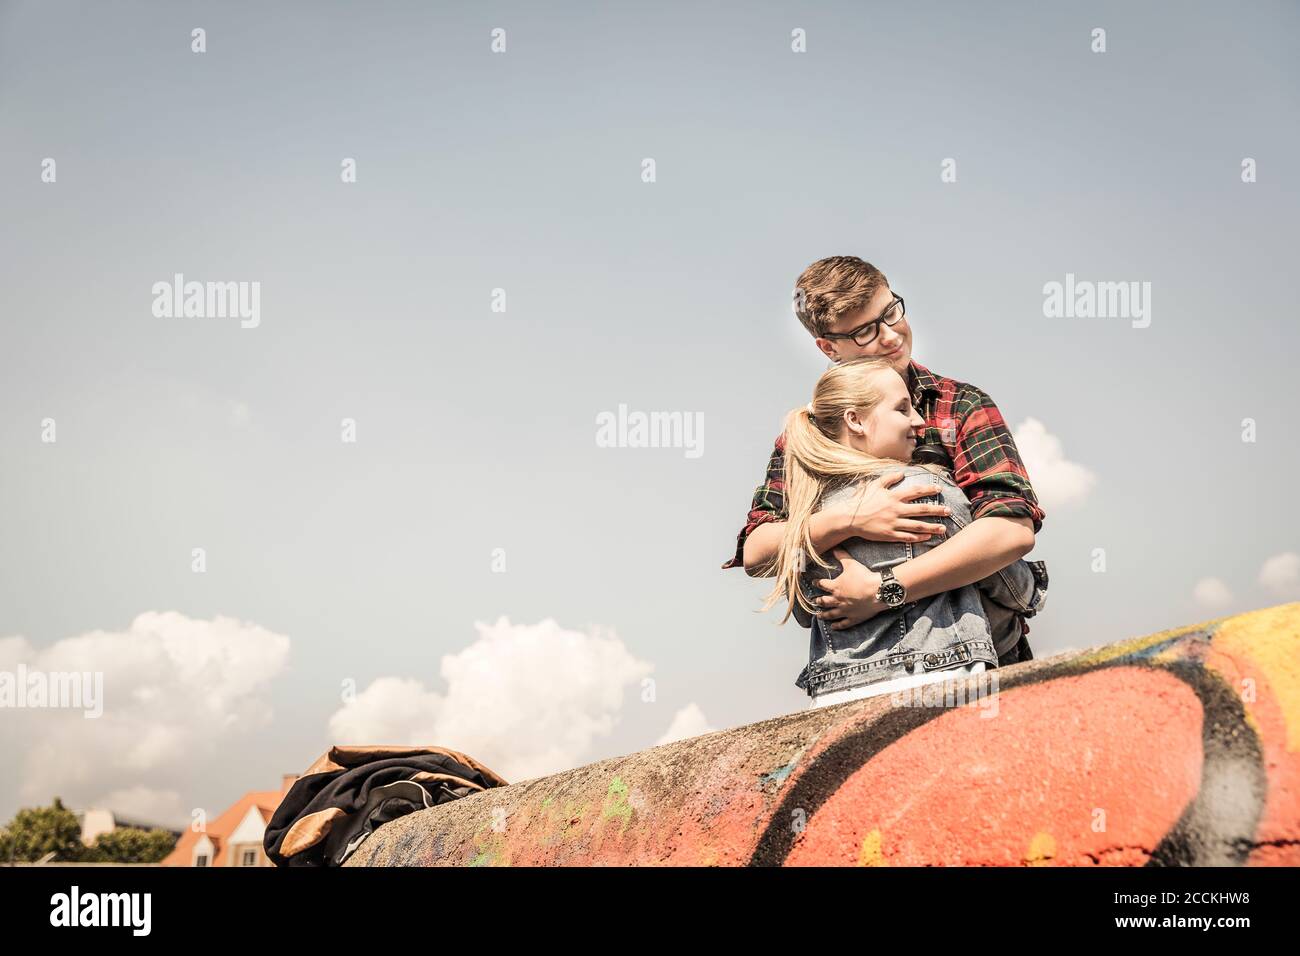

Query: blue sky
[1,0,1297,826]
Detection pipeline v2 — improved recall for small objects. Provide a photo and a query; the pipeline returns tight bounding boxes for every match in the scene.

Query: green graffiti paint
[601,776,634,832]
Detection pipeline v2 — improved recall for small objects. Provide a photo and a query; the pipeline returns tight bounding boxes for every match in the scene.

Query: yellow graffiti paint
[858,829,888,866]
[1076,620,1210,667]
[1025,832,1056,866]
[1211,603,1300,752]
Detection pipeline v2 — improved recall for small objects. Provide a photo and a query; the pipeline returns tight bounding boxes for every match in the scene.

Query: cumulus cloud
[330,677,444,744]
[94,787,189,829]
[1012,417,1096,511]
[0,612,290,810]
[1258,552,1300,596]
[329,617,652,784]
[1193,577,1234,609]
[654,703,715,746]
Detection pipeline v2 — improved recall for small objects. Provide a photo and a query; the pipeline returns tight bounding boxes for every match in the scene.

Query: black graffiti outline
[748,631,1267,867]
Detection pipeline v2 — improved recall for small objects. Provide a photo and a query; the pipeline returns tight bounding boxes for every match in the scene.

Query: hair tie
[805,402,815,421]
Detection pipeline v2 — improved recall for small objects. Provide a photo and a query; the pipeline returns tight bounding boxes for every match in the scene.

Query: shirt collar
[908,360,942,406]
[827,357,941,405]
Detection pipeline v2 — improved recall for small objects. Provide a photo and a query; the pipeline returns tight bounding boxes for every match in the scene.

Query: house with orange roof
[161,775,295,867]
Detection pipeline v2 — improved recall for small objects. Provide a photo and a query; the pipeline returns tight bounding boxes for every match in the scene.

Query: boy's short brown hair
[793,256,890,338]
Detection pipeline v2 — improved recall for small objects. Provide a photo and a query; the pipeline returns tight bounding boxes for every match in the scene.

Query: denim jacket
[792,465,1048,698]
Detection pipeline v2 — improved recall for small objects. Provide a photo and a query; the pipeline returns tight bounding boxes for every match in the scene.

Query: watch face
[879,581,907,606]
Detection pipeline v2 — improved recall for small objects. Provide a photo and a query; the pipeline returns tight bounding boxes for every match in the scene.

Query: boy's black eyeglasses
[820,294,905,346]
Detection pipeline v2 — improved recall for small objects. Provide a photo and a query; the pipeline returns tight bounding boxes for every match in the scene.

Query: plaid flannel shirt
[722,360,1045,569]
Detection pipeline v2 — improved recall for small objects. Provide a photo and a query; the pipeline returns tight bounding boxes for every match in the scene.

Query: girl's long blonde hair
[761,357,947,624]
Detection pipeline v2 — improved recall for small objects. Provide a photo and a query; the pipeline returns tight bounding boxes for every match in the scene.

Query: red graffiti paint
[784,668,1203,866]
[350,605,1300,867]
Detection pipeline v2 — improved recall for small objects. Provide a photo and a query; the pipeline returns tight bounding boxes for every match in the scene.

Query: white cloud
[1193,577,1233,609]
[1012,417,1096,511]
[328,617,652,784]
[93,786,189,829]
[330,677,443,744]
[1258,552,1300,596]
[0,612,290,808]
[654,703,715,746]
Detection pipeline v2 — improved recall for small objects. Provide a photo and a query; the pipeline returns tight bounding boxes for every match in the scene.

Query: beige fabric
[280,806,348,858]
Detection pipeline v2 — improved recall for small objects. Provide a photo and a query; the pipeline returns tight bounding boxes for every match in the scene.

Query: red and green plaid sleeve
[721,434,788,569]
[948,385,1045,534]
[720,367,1045,571]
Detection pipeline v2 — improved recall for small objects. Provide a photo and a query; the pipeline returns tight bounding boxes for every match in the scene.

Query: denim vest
[792,466,1048,698]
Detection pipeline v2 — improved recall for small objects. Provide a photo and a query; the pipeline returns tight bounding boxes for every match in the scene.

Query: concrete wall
[348,602,1300,866]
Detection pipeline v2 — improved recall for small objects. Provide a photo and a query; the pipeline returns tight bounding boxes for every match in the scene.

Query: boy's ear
[814,337,838,362]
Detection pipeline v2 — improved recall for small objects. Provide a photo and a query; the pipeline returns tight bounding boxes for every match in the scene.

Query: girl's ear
[842,408,864,436]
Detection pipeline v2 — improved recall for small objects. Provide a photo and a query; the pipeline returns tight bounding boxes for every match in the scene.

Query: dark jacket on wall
[264,745,508,867]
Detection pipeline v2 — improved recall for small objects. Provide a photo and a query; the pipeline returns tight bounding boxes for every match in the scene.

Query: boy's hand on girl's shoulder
[832,471,952,543]
[813,548,887,630]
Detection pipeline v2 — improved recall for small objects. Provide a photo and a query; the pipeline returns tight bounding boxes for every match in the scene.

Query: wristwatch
[876,566,908,608]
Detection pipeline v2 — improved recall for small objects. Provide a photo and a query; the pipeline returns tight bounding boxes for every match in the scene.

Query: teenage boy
[722,255,1045,662]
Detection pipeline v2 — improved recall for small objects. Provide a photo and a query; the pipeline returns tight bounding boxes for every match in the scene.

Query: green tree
[0,797,84,863]
[82,827,177,864]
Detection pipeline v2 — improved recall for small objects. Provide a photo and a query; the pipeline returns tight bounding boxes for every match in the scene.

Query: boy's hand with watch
[874,565,909,607]
[812,548,910,630]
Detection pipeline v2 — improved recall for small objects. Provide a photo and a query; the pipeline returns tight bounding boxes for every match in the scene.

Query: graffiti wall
[349,602,1300,866]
